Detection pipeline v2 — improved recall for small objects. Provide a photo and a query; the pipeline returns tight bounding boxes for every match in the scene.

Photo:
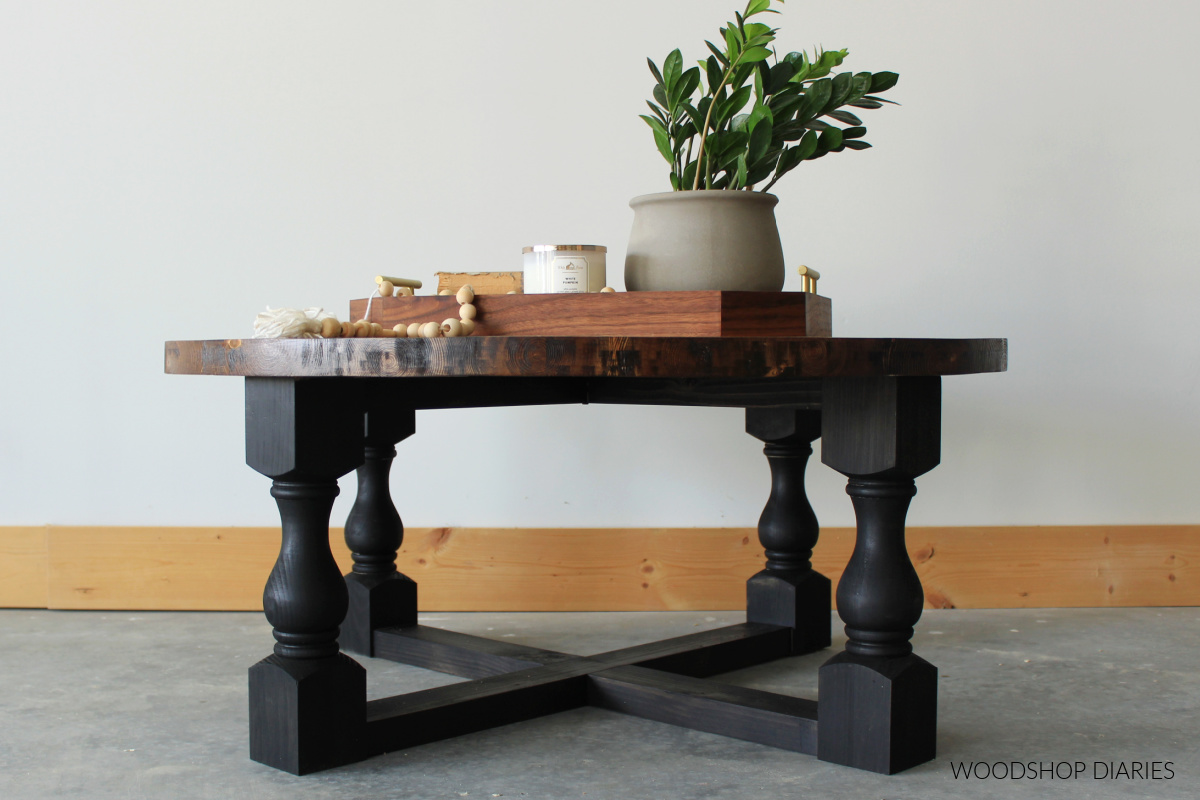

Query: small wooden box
[435,272,523,295]
[350,291,831,337]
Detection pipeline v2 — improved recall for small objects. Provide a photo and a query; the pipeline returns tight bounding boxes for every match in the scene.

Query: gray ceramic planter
[624,190,785,292]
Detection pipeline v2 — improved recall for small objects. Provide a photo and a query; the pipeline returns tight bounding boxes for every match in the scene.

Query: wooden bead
[406,322,422,338]
[601,286,616,293]
[340,321,356,338]
[459,303,476,320]
[439,289,453,296]
[507,290,518,294]
[393,324,408,337]
[378,280,395,297]
[370,322,384,337]
[397,286,415,296]
[456,285,475,304]
[441,318,463,337]
[420,321,441,338]
[354,321,370,338]
[459,318,475,335]
[320,318,341,338]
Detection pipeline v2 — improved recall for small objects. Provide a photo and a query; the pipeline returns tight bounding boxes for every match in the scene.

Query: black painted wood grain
[588,665,818,754]
[373,625,566,678]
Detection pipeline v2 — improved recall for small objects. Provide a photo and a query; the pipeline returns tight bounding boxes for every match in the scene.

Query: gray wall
[1,0,1196,528]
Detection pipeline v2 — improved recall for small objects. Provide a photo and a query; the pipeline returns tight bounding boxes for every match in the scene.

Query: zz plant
[641,0,898,192]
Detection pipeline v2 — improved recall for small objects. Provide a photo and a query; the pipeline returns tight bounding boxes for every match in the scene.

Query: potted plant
[625,0,899,291]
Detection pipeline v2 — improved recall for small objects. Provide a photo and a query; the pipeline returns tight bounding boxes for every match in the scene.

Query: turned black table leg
[816,376,940,774]
[244,377,368,775]
[744,407,831,655]
[341,402,418,657]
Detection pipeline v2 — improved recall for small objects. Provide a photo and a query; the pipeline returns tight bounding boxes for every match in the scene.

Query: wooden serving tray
[350,291,832,338]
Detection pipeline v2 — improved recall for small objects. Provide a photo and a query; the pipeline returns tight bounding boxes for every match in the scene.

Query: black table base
[244,376,941,776]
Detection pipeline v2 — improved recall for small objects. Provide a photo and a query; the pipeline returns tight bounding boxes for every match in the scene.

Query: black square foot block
[746,569,832,654]
[817,652,937,774]
[249,654,367,775]
[341,573,418,656]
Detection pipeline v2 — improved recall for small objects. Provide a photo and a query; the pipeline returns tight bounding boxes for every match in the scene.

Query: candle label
[551,256,589,293]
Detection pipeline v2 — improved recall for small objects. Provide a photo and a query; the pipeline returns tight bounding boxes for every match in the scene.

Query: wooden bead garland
[311,281,487,339]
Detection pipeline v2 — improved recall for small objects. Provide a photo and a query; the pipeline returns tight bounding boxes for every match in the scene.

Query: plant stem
[692,68,734,190]
[683,136,694,187]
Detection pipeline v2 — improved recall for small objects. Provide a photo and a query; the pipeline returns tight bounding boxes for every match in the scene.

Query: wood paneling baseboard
[0,527,48,608]
[0,525,1194,611]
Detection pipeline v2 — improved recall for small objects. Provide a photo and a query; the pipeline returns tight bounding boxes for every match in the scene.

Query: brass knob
[797,265,821,294]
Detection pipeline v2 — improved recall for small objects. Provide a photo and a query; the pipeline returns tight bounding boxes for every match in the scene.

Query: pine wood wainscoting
[0,525,1194,611]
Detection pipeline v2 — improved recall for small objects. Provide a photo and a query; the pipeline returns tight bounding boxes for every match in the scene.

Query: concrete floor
[0,608,1197,799]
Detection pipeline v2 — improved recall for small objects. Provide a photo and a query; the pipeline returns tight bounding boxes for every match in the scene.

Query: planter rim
[629,190,779,209]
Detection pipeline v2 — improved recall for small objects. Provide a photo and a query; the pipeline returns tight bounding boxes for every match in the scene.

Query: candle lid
[522,244,607,254]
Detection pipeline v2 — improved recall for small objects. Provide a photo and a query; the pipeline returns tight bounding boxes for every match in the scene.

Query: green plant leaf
[746,0,773,17]
[806,80,835,112]
[640,115,674,164]
[682,159,699,190]
[848,100,883,109]
[741,46,773,63]
[731,113,750,132]
[671,66,701,107]
[639,114,665,132]
[735,154,748,189]
[803,118,830,131]
[653,83,668,108]
[705,40,730,68]
[743,22,772,40]
[708,130,748,165]
[774,120,807,141]
[851,72,872,98]
[723,25,740,57]
[862,94,900,105]
[664,49,683,91]
[748,118,773,163]
[646,101,668,124]
[775,143,805,177]
[724,85,753,119]
[842,126,867,139]
[705,55,723,93]
[746,160,777,187]
[829,72,853,108]
[870,71,899,93]
[647,58,664,86]
[729,62,756,91]
[825,109,862,126]
[670,171,681,190]
[768,61,796,93]
[819,127,844,152]
[800,78,831,119]
[794,130,818,160]
[770,92,805,121]
[844,140,872,150]
[747,100,773,132]
[674,121,698,149]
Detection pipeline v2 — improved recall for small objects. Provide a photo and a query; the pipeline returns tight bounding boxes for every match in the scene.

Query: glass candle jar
[521,245,607,293]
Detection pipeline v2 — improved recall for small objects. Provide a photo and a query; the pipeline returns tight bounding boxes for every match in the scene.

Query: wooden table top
[164,337,1007,380]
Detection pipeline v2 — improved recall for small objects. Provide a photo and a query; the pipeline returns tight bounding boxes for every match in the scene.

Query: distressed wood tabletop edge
[164,337,1007,379]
